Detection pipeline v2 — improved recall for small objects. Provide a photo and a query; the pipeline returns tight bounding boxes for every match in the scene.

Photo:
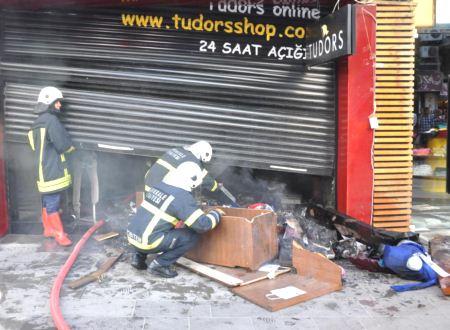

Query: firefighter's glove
[213,208,226,217]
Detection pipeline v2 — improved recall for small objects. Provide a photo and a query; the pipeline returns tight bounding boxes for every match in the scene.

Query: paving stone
[252,316,317,329]
[67,317,146,330]
[143,317,189,330]
[210,299,272,317]
[0,316,54,330]
[60,298,135,318]
[313,317,369,330]
[359,316,450,330]
[134,299,211,317]
[190,317,254,330]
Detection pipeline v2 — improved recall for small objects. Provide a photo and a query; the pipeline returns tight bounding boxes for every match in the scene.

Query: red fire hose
[50,220,105,330]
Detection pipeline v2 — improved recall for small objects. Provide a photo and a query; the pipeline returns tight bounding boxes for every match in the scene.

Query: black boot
[131,252,148,270]
[148,260,178,278]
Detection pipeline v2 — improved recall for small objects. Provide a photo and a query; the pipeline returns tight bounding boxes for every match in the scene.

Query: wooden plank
[376,95,414,101]
[373,221,411,228]
[377,113,413,118]
[376,35,414,42]
[377,18,414,24]
[374,173,412,179]
[373,179,412,186]
[373,197,412,204]
[373,208,412,215]
[376,12,414,19]
[374,144,412,149]
[429,236,450,296]
[377,31,414,37]
[377,25,414,31]
[377,119,413,124]
[376,76,414,82]
[376,62,415,69]
[373,191,412,198]
[94,231,119,242]
[376,50,415,56]
[376,100,414,106]
[374,185,413,192]
[376,81,414,88]
[374,149,412,155]
[376,106,413,112]
[376,88,414,94]
[374,161,412,168]
[377,6,415,12]
[376,69,414,75]
[68,252,123,289]
[375,126,413,132]
[374,139,412,144]
[374,131,413,137]
[377,44,415,50]
[239,268,292,287]
[374,166,412,172]
[373,215,411,222]
[376,57,415,63]
[376,1,416,6]
[176,257,244,286]
[373,203,412,210]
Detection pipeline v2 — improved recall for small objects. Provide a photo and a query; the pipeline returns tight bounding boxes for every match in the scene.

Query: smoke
[212,166,290,210]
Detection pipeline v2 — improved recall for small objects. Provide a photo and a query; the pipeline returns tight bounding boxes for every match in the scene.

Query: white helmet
[406,255,423,271]
[37,86,63,105]
[163,161,203,191]
[184,141,213,162]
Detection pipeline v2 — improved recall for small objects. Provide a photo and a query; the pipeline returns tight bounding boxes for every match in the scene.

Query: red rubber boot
[42,208,53,238]
[47,212,72,246]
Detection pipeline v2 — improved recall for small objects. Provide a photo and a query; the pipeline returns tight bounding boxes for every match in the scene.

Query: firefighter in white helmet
[27,87,75,246]
[128,161,225,278]
[144,140,219,193]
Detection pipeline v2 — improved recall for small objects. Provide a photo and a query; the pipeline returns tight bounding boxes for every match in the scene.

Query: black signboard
[304,5,355,66]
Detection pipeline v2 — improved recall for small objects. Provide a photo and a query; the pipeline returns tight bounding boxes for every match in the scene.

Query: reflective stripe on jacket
[28,111,74,194]
[127,182,220,251]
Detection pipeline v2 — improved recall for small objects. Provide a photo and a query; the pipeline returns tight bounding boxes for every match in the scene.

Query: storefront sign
[120,1,354,64]
[304,5,355,65]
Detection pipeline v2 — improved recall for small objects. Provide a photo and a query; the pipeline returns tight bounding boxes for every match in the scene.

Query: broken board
[186,207,278,270]
[94,231,119,242]
[429,235,450,296]
[232,241,342,311]
[176,257,291,287]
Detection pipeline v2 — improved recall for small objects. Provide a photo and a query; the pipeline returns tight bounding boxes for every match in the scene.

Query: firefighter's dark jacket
[127,181,221,251]
[28,107,75,194]
[145,147,218,192]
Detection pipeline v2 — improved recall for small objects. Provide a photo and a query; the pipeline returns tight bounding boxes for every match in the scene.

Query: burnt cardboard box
[186,207,278,271]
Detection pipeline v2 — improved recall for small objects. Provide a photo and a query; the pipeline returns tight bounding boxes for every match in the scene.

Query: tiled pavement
[0,233,449,330]
[412,178,450,243]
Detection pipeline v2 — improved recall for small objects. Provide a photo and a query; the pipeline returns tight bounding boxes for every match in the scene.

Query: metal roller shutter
[1,8,336,176]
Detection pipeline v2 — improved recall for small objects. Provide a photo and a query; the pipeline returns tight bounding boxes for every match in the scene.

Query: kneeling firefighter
[28,87,75,246]
[145,140,218,192]
[145,141,238,206]
[128,161,225,278]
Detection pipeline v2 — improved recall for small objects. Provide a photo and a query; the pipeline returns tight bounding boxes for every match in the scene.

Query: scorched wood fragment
[186,207,278,271]
[430,235,450,296]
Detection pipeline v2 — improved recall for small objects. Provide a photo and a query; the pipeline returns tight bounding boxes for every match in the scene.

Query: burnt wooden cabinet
[186,207,278,270]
